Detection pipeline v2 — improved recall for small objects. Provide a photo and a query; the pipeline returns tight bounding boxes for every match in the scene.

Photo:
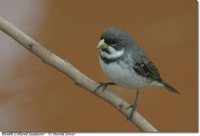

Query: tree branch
[0,17,158,132]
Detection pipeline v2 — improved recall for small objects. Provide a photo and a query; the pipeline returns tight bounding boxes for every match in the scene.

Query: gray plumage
[97,28,179,118]
[99,28,179,94]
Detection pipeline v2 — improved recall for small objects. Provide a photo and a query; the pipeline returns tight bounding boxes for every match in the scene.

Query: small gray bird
[96,28,180,118]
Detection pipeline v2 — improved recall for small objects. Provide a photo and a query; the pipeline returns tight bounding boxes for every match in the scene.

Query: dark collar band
[100,54,118,64]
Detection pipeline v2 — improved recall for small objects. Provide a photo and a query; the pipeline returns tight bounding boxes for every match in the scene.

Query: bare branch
[0,17,158,132]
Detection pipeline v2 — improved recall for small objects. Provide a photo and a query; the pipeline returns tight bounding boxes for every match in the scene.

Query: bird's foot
[125,104,137,120]
[94,82,115,93]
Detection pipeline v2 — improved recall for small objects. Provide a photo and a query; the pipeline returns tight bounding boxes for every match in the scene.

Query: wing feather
[131,47,161,81]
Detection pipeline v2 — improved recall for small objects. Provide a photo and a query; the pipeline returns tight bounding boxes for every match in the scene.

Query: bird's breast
[99,56,148,89]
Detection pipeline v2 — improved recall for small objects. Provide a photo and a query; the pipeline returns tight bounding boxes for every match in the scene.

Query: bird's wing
[131,48,162,81]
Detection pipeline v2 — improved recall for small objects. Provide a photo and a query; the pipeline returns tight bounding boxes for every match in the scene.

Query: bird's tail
[161,81,180,95]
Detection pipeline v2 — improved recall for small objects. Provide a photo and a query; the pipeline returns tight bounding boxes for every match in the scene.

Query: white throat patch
[100,46,124,59]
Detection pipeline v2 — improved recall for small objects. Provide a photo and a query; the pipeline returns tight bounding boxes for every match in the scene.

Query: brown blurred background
[0,0,197,132]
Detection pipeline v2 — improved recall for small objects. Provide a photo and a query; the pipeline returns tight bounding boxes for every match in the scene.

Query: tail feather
[161,81,180,95]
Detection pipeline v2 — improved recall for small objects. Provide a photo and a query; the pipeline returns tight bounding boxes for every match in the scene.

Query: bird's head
[97,28,133,59]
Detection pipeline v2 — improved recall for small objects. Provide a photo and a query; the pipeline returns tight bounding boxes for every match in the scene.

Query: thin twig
[0,17,158,132]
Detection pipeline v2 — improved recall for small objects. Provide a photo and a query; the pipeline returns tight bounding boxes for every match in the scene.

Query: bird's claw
[94,82,115,93]
[126,104,137,120]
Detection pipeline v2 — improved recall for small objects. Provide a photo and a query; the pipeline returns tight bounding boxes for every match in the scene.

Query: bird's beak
[97,39,108,49]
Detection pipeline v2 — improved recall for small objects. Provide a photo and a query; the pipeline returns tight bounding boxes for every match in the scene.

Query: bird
[96,27,180,119]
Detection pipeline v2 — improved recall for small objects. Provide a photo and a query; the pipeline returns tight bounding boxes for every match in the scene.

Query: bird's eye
[110,40,116,45]
[106,39,116,45]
